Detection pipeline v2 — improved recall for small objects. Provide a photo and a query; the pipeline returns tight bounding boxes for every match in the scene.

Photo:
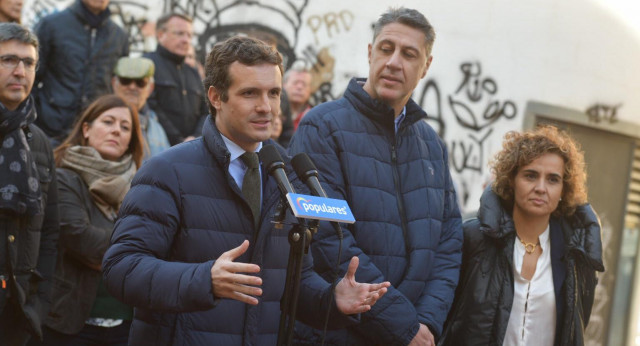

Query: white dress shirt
[503,226,556,346]
[221,134,262,195]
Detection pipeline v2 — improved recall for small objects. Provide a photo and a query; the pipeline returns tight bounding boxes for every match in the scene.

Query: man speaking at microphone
[101,36,389,346]
[289,7,462,346]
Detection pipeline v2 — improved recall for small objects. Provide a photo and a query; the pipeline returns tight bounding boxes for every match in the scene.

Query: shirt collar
[220,134,263,162]
[394,106,407,134]
[538,224,551,252]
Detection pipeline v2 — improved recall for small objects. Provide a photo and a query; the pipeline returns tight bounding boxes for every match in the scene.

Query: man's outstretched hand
[335,256,391,314]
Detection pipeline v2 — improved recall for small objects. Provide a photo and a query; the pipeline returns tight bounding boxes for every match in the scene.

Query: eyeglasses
[118,77,148,88]
[168,30,193,39]
[0,54,38,71]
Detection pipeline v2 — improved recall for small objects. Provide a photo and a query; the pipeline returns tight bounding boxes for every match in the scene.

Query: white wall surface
[22,0,640,213]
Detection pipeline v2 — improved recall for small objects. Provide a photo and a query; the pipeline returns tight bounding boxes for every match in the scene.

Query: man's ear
[111,76,117,90]
[421,55,433,79]
[156,28,166,41]
[367,43,372,65]
[208,86,221,111]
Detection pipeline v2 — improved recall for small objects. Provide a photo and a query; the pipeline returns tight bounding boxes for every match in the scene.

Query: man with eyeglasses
[112,56,170,159]
[32,0,128,144]
[0,23,59,345]
[144,12,207,145]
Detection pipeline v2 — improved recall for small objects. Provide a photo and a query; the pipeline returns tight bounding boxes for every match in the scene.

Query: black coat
[33,0,129,139]
[439,188,604,346]
[0,124,59,340]
[44,168,122,334]
[144,45,207,145]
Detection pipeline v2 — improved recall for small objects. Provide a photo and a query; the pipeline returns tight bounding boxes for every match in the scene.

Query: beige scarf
[60,146,136,221]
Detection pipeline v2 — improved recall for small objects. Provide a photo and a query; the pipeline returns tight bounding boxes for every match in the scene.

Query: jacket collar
[201,114,291,173]
[342,77,427,132]
[202,115,233,167]
[476,185,516,240]
[157,44,186,65]
[476,185,604,271]
[201,115,305,214]
[69,0,111,28]
[558,204,605,271]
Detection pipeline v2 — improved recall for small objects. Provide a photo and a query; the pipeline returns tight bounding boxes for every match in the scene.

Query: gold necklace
[518,237,540,254]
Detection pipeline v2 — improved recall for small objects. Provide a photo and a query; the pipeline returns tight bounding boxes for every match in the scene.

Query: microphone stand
[275,197,318,346]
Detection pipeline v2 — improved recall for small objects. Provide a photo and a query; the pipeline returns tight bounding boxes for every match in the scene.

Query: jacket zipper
[90,28,96,47]
[81,27,98,107]
[391,143,411,257]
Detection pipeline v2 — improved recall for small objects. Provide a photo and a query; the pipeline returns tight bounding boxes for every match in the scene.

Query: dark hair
[373,7,436,56]
[156,12,193,32]
[54,95,144,168]
[490,125,588,217]
[203,35,283,116]
[0,23,39,54]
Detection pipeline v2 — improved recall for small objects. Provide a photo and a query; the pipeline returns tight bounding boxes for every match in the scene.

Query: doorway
[524,101,640,346]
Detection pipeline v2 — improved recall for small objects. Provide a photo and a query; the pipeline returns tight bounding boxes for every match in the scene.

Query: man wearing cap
[112,56,170,158]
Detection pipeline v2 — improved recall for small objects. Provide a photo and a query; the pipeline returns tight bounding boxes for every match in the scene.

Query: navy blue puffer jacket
[289,78,463,345]
[103,116,350,346]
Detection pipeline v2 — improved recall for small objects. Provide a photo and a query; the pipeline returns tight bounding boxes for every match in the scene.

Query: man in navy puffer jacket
[102,36,389,346]
[289,7,463,346]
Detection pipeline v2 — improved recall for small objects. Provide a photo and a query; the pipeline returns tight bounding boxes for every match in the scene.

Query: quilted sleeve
[102,156,216,312]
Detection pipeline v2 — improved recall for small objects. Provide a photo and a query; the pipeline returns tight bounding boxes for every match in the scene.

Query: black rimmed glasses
[0,55,38,71]
[118,77,149,88]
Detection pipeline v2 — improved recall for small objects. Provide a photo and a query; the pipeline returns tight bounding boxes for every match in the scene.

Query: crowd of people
[0,1,604,345]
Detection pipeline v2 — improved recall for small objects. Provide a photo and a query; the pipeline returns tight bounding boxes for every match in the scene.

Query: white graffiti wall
[22,0,640,214]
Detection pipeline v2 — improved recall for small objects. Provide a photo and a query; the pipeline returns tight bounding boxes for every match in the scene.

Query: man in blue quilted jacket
[102,35,389,346]
[289,7,463,346]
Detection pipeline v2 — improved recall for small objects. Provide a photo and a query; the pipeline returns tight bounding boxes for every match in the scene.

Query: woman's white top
[503,226,556,346]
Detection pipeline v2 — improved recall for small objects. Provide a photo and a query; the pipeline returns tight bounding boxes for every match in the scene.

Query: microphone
[258,144,295,196]
[291,153,344,239]
[291,153,327,198]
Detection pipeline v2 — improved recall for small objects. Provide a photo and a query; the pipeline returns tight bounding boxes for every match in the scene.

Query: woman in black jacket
[439,125,604,346]
[32,95,144,346]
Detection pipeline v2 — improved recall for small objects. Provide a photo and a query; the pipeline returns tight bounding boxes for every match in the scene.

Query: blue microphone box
[286,193,356,224]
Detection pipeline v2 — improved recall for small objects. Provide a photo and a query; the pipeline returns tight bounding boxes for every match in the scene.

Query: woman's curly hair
[490,125,588,216]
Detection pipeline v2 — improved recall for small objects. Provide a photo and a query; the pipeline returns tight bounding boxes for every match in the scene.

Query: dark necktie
[240,151,261,227]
